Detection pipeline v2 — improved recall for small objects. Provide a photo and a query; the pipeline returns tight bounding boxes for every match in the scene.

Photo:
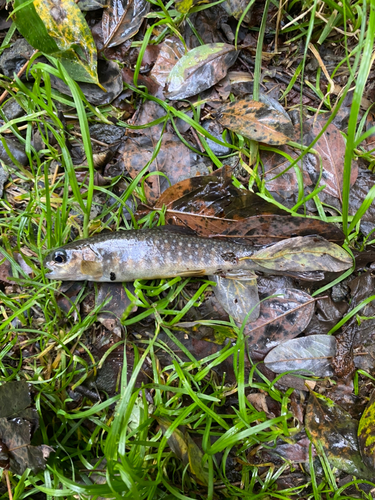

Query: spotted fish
[44,226,257,282]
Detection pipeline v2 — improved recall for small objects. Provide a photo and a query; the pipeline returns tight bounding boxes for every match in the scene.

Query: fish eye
[53,250,67,264]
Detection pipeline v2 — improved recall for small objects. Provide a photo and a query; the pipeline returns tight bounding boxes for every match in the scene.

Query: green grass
[1,0,375,498]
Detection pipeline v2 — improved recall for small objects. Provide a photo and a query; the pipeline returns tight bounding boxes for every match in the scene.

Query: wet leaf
[102,0,150,49]
[358,390,375,470]
[49,59,122,105]
[157,418,209,484]
[77,0,106,10]
[305,391,374,479]
[123,101,203,203]
[261,146,313,196]
[251,235,352,273]
[264,334,336,376]
[213,99,295,145]
[0,382,53,474]
[96,282,137,335]
[222,0,252,22]
[0,381,31,418]
[174,0,200,13]
[149,172,346,246]
[13,0,99,84]
[209,274,260,323]
[304,115,358,203]
[166,43,238,100]
[0,418,53,475]
[150,37,185,88]
[245,288,315,350]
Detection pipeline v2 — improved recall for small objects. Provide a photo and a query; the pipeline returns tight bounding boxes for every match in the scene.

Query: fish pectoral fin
[179,269,207,277]
[81,260,103,279]
[217,270,257,280]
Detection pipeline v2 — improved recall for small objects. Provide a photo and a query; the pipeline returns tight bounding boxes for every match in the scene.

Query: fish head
[44,245,103,281]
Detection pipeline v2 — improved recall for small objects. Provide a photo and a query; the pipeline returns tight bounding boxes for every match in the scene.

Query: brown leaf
[122,101,204,203]
[150,37,185,88]
[304,116,358,202]
[213,99,295,145]
[166,43,238,100]
[102,0,149,49]
[149,171,346,244]
[305,392,374,479]
[261,146,313,194]
[244,289,315,350]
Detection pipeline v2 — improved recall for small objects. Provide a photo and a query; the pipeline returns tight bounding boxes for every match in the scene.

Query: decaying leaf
[122,101,203,203]
[150,171,346,245]
[304,115,358,203]
[13,0,99,84]
[222,0,252,22]
[77,0,106,10]
[264,334,336,377]
[102,0,150,49]
[305,391,374,479]
[157,417,209,485]
[250,235,352,273]
[150,37,185,88]
[213,99,295,145]
[245,288,315,349]
[174,0,201,13]
[0,381,53,474]
[358,390,375,469]
[209,274,260,323]
[166,43,238,100]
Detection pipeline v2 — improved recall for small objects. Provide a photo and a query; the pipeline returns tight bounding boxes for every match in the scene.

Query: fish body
[44,227,255,282]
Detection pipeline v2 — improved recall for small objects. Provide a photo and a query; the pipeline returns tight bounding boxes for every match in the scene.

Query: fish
[44,226,353,284]
[44,226,257,282]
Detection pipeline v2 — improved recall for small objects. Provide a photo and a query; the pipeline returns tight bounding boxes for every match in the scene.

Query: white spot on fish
[171,246,175,250]
[195,244,199,248]
[167,251,171,256]
[188,243,191,247]
[178,252,182,256]
[179,241,182,246]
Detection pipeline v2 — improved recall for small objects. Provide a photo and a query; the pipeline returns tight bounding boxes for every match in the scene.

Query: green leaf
[12,0,99,84]
[358,390,375,470]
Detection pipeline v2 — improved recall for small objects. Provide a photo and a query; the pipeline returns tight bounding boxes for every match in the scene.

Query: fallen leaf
[157,417,209,485]
[149,171,346,244]
[304,115,358,203]
[305,391,374,480]
[245,288,315,350]
[102,0,150,49]
[122,101,203,203]
[222,0,252,21]
[150,37,185,88]
[213,98,295,145]
[14,0,99,83]
[261,146,313,195]
[264,334,336,377]
[0,381,53,475]
[358,390,375,470]
[250,235,352,273]
[166,43,238,100]
[209,274,260,323]
[0,381,31,418]
[96,282,137,336]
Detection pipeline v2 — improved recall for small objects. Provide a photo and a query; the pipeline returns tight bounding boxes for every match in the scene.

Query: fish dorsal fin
[155,225,197,236]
